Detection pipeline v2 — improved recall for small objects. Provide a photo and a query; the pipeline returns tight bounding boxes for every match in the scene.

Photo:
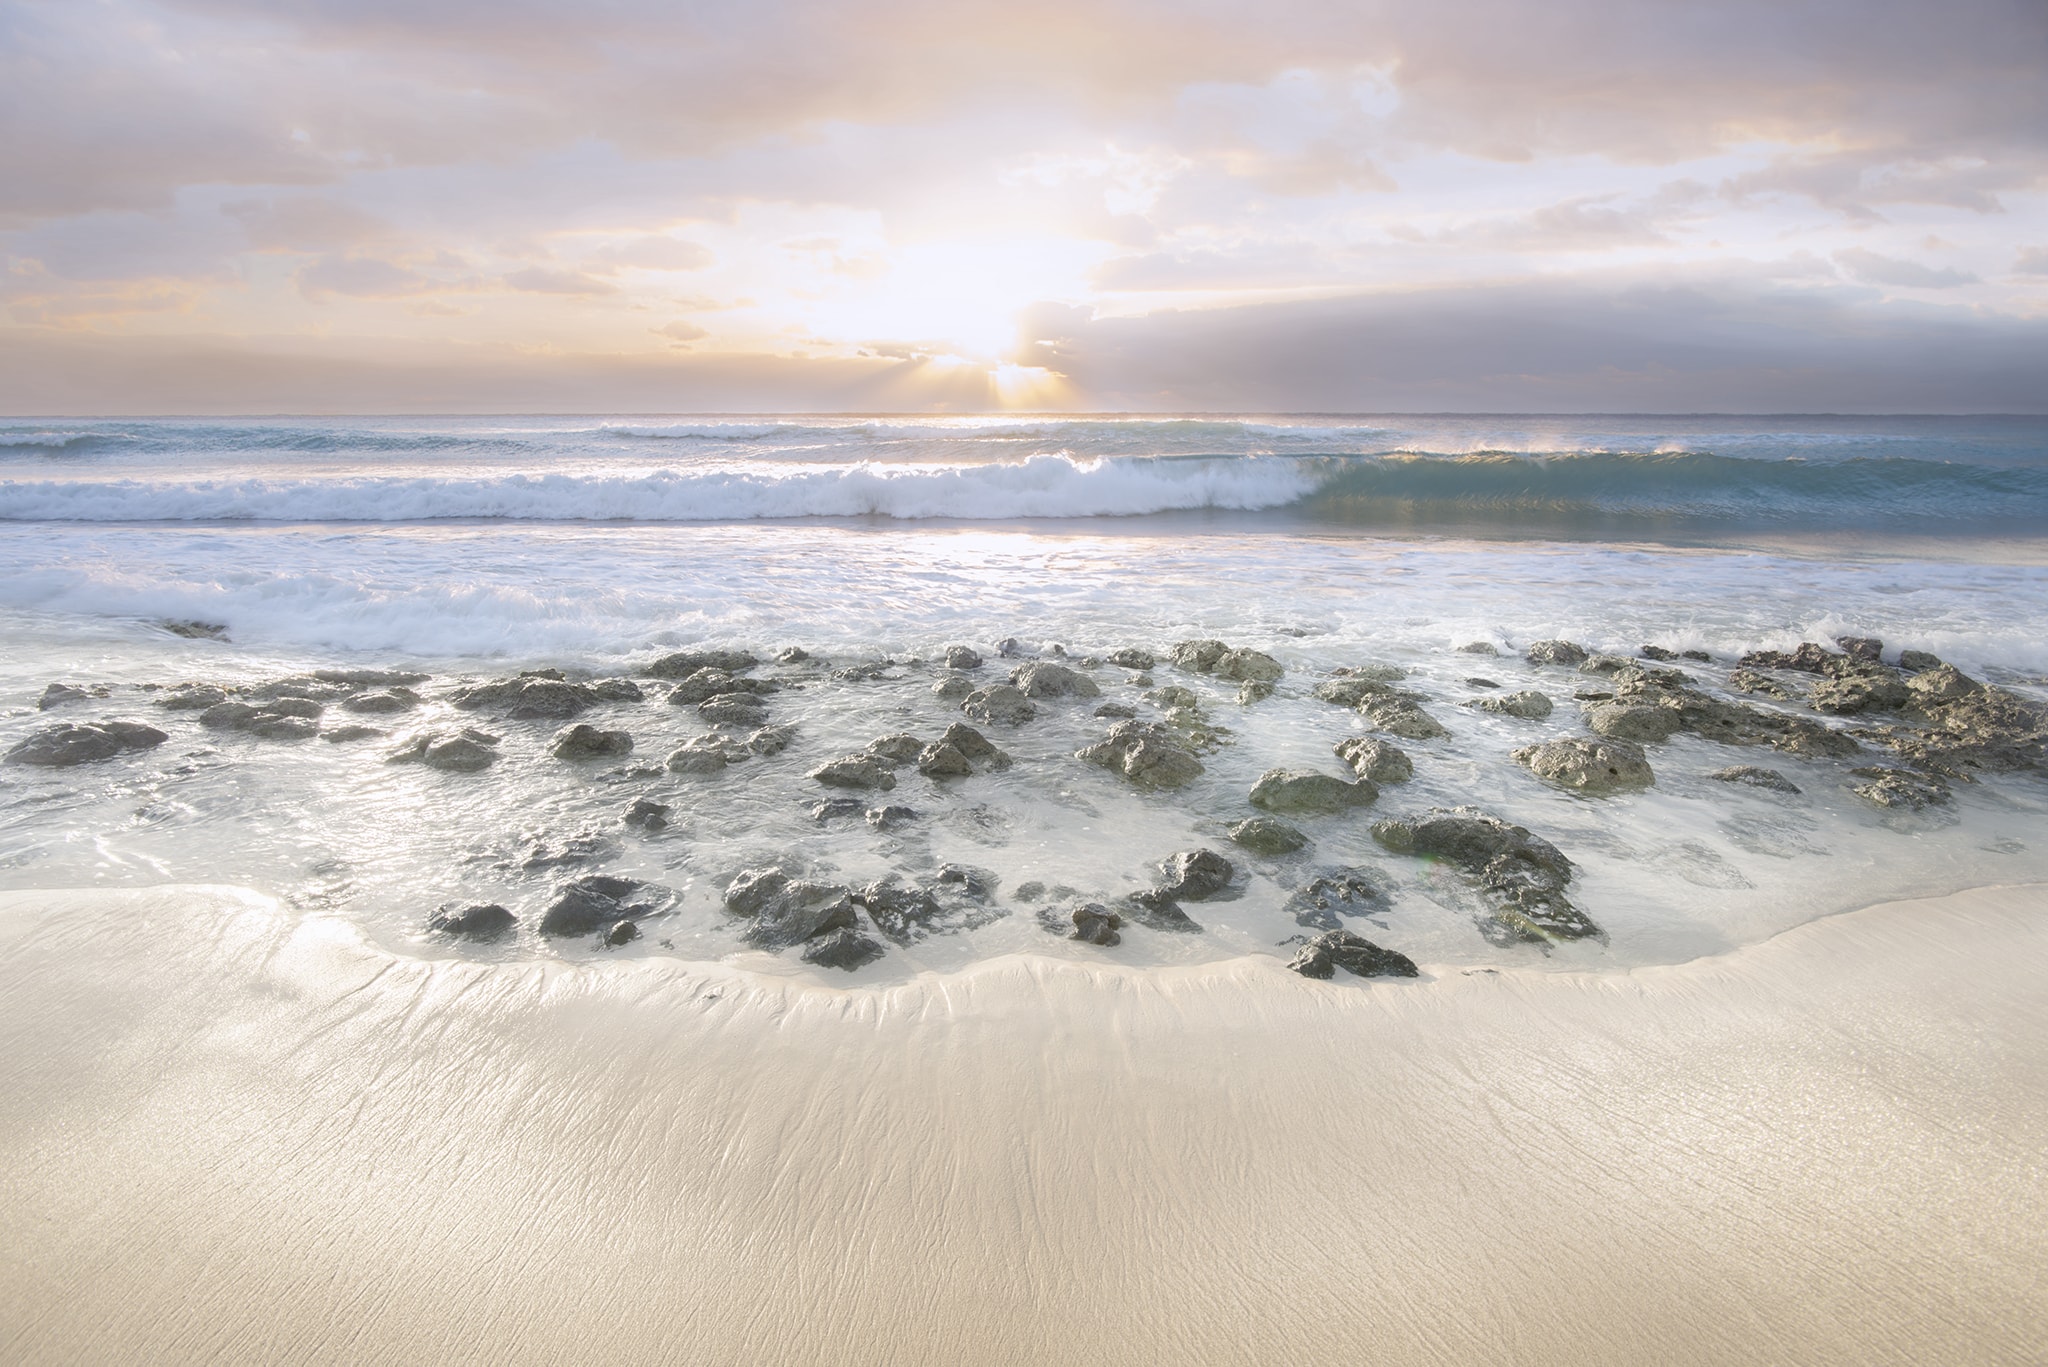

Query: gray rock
[1238,680,1275,705]
[666,668,741,705]
[311,668,429,687]
[1250,768,1376,814]
[1333,736,1414,783]
[595,678,645,703]
[917,741,973,777]
[451,677,598,720]
[1168,639,1228,672]
[802,927,886,970]
[852,879,943,939]
[605,920,640,946]
[1229,817,1308,855]
[1709,765,1800,794]
[429,903,516,939]
[1371,807,1598,944]
[809,753,898,790]
[1159,848,1235,901]
[1463,690,1552,720]
[698,694,768,726]
[36,684,90,710]
[1288,930,1418,980]
[1123,889,1202,933]
[866,732,925,763]
[537,875,666,937]
[647,648,758,678]
[1585,702,1682,743]
[666,736,735,775]
[746,725,795,756]
[248,716,320,741]
[1639,645,1679,661]
[1512,737,1654,794]
[1106,648,1156,670]
[1578,654,1634,677]
[1525,640,1590,666]
[1357,695,1449,740]
[1094,702,1137,720]
[1836,636,1883,661]
[1010,661,1100,699]
[1851,768,1952,809]
[963,684,1037,725]
[1212,648,1283,683]
[866,804,919,830]
[944,645,984,670]
[933,673,974,701]
[1314,677,1397,707]
[161,619,229,640]
[1809,664,1912,715]
[1897,649,1942,672]
[341,688,420,715]
[1458,641,1500,656]
[1735,642,1841,674]
[421,735,498,772]
[831,659,897,683]
[722,870,858,948]
[1285,873,1388,930]
[1075,719,1204,788]
[320,725,384,743]
[551,723,634,759]
[941,722,1000,759]
[808,797,866,822]
[156,684,229,710]
[778,646,811,664]
[1905,663,1982,707]
[4,720,169,767]
[623,797,671,829]
[1070,904,1122,946]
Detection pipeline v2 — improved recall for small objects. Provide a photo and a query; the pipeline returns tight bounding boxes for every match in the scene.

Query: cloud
[1834,248,1979,289]
[590,236,714,272]
[297,255,436,298]
[502,267,617,295]
[2014,246,2048,276]
[225,197,396,253]
[653,320,708,343]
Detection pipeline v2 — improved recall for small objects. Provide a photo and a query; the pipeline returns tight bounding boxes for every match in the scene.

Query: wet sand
[1,882,2042,1365]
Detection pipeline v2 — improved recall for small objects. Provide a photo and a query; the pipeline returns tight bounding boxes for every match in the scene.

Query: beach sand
[1,883,2042,1365]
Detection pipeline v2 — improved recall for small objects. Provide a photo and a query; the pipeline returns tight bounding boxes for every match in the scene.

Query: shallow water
[2,414,2044,978]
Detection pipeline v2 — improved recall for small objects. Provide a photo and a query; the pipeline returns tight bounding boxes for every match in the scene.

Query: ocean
[3,413,2045,976]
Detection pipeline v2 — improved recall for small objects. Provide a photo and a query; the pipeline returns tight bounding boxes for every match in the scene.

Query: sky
[3,0,2045,413]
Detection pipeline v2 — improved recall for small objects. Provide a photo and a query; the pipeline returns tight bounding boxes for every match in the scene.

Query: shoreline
[3,880,2043,1364]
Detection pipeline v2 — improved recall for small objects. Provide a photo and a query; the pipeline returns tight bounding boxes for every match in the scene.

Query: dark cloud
[1834,249,1979,290]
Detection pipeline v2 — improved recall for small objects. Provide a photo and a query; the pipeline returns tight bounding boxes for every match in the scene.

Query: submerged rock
[1249,768,1376,814]
[1372,807,1599,944]
[746,724,796,756]
[4,720,168,767]
[550,724,633,760]
[539,874,669,937]
[320,725,384,744]
[1285,872,1388,931]
[1123,889,1203,933]
[962,683,1038,725]
[623,797,671,829]
[1075,720,1204,788]
[698,694,769,727]
[36,683,93,710]
[1229,816,1308,855]
[1356,695,1449,740]
[1313,677,1397,707]
[1070,904,1122,946]
[1287,929,1418,980]
[646,648,758,678]
[1463,690,1552,720]
[605,920,640,947]
[428,903,516,939]
[1851,768,1953,810]
[1512,737,1655,795]
[722,869,858,949]
[156,684,229,711]
[866,804,919,831]
[341,688,421,715]
[1709,765,1801,794]
[802,927,886,970]
[1333,736,1414,783]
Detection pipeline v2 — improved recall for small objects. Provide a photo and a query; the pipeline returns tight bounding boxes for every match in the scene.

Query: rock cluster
[1076,720,1205,788]
[1373,807,1600,944]
[1287,930,1418,980]
[4,720,168,767]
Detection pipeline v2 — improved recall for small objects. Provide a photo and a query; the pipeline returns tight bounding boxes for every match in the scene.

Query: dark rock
[592,678,643,703]
[722,870,858,948]
[996,637,1032,658]
[1463,690,1552,720]
[666,668,741,705]
[1640,645,1678,662]
[802,928,885,970]
[1212,648,1283,683]
[1070,904,1122,946]
[1610,674,1859,758]
[832,660,897,682]
[866,804,919,830]
[647,648,758,678]
[1159,848,1235,900]
[1680,650,1713,663]
[1809,662,1912,715]
[551,724,634,760]
[157,684,229,710]
[1250,768,1376,814]
[539,875,667,936]
[1465,678,1500,689]
[36,683,92,709]
[1010,660,1100,699]
[1512,737,1654,794]
[866,732,925,763]
[746,724,795,756]
[1525,640,1590,666]
[962,683,1036,725]
[1357,695,1449,740]
[390,730,500,772]
[1106,648,1156,670]
[1585,703,1681,743]
[624,797,671,829]
[1123,889,1202,933]
[778,646,811,664]
[1333,737,1414,784]
[809,753,897,790]
[429,903,516,939]
[320,725,384,743]
[917,741,973,777]
[1372,807,1599,944]
[698,694,768,726]
[944,645,984,670]
[1229,816,1308,855]
[248,716,320,741]
[519,832,618,870]
[311,668,429,688]
[1709,765,1801,794]
[1736,642,1840,674]
[1094,702,1137,720]
[1075,719,1204,788]
[807,797,867,822]
[1286,873,1389,930]
[1288,930,1418,980]
[605,920,640,946]
[853,879,943,939]
[161,619,229,640]
[4,720,169,767]
[1168,639,1228,672]
[452,677,597,720]
[1835,636,1883,662]
[1897,649,1942,672]
[341,688,420,715]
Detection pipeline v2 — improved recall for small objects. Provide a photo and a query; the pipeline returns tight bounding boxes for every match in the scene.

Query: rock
[1123,889,1202,933]
[944,645,984,670]
[807,797,866,822]
[1212,648,1283,683]
[36,684,91,709]
[1285,873,1388,931]
[310,668,429,687]
[1463,690,1552,719]
[320,725,384,743]
[1010,661,1100,699]
[1331,736,1413,785]
[666,736,735,775]
[746,725,795,756]
[1094,702,1137,720]
[1727,668,1800,700]
[1810,662,1912,715]
[1070,904,1122,946]
[917,741,973,777]
[1229,817,1308,855]
[4,720,168,767]
[341,688,420,715]
[1458,642,1500,656]
[778,646,811,664]
[1356,695,1449,740]
[1159,848,1235,901]
[932,673,974,701]
[1735,642,1839,674]
[262,697,325,719]
[1238,680,1275,705]
[1314,677,1394,707]
[666,668,741,705]
[156,684,228,710]
[1905,663,1982,707]
[941,722,1000,759]
[1710,765,1801,794]
[248,716,320,741]
[538,874,667,937]
[550,724,633,760]
[1640,645,1678,661]
[1835,636,1883,661]
[1525,640,1590,666]
[852,879,943,939]
[802,928,886,970]
[428,903,516,939]
[1288,930,1418,980]
[722,870,858,948]
[604,919,640,946]
[1169,639,1228,672]
[809,753,898,790]
[698,694,768,726]
[1897,649,1942,672]
[832,660,897,683]
[996,637,1032,658]
[1249,768,1377,814]
[1680,650,1713,663]
[1577,654,1635,677]
[866,804,919,830]
[1851,768,1952,809]
[623,797,671,829]
[390,730,500,772]
[1866,682,2047,777]
[866,732,925,763]
[1106,648,1155,670]
[1465,678,1499,689]
[451,677,600,720]
[962,684,1037,725]
[647,648,757,678]
[1372,807,1599,944]
[1513,737,1654,794]
[1611,675,1859,758]
[1584,702,1681,743]
[161,619,229,640]
[1075,720,1204,788]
